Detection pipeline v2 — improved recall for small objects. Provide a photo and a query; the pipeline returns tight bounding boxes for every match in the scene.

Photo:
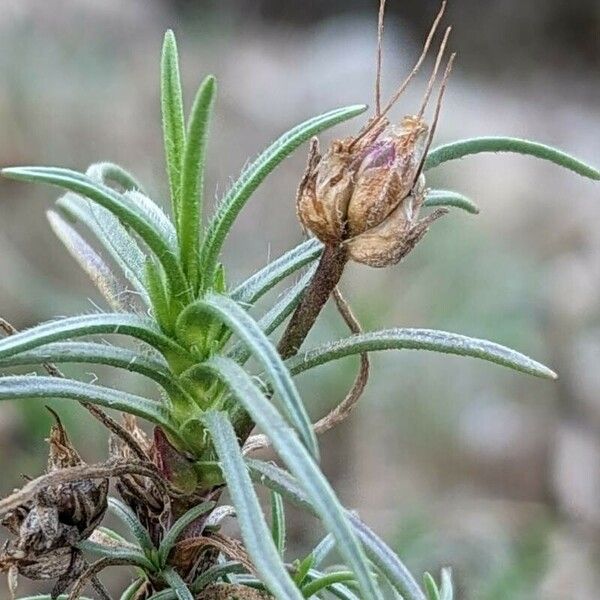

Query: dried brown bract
[0,410,108,599]
[297,1,454,268]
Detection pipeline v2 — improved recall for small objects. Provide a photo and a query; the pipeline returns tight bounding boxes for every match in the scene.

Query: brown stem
[277,244,348,359]
[235,244,348,442]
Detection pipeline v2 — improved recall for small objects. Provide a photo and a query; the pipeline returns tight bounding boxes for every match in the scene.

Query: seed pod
[0,412,108,598]
[297,1,455,268]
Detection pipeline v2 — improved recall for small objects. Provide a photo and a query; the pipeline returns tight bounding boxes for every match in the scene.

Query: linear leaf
[228,266,315,364]
[423,190,479,214]
[108,497,156,552]
[303,569,360,600]
[425,137,600,180]
[0,313,190,364]
[86,161,146,194]
[231,238,323,304]
[158,500,215,566]
[180,75,216,288]
[439,569,453,600]
[0,341,179,394]
[247,459,425,600]
[145,258,175,334]
[179,294,318,458]
[202,410,304,600]
[287,329,557,380]
[199,105,366,287]
[1,167,188,297]
[271,490,286,558]
[162,567,195,600]
[57,192,149,304]
[301,570,356,598]
[120,578,146,600]
[76,539,155,572]
[0,376,173,432]
[161,30,187,223]
[203,358,382,600]
[124,190,177,248]
[423,573,440,600]
[47,210,132,311]
[147,562,247,600]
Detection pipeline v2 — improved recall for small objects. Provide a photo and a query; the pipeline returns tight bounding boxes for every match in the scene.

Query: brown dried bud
[297,115,446,267]
[0,412,108,598]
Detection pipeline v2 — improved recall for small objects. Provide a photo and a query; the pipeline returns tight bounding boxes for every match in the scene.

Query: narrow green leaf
[108,497,156,553]
[231,238,323,304]
[86,161,146,194]
[303,569,360,600]
[77,539,155,572]
[423,190,480,214]
[439,568,453,600]
[158,501,215,566]
[199,105,366,288]
[0,376,174,433]
[311,533,335,567]
[47,210,132,311]
[179,75,217,288]
[123,189,177,247]
[162,567,194,600]
[15,596,94,600]
[423,572,441,600]
[202,410,305,600]
[161,30,187,223]
[1,167,188,298]
[0,312,191,364]
[271,490,286,558]
[120,578,147,600]
[227,266,315,364]
[147,562,247,600]
[247,459,426,600]
[57,191,150,304]
[425,136,600,180]
[0,341,177,393]
[301,570,356,598]
[287,328,557,380]
[145,258,175,334]
[178,294,318,459]
[203,358,382,600]
[294,553,315,586]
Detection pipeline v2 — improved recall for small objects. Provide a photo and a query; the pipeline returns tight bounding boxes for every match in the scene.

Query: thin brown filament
[352,0,447,150]
[417,25,452,119]
[375,0,386,116]
[415,52,456,180]
[379,0,447,118]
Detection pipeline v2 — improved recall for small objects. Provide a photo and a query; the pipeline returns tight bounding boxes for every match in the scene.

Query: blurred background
[0,0,599,597]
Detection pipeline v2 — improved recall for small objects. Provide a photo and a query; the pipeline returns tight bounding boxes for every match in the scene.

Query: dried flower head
[297,0,454,267]
[0,410,108,598]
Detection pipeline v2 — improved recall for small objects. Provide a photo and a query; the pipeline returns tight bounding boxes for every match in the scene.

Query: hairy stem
[234,244,348,442]
[277,244,348,359]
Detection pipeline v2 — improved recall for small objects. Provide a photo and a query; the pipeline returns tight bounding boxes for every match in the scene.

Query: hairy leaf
[203,358,382,600]
[47,210,133,311]
[1,167,188,298]
[158,501,215,566]
[179,294,318,458]
[248,459,426,600]
[199,105,366,287]
[202,410,305,600]
[0,312,191,364]
[231,238,323,305]
[423,190,479,214]
[425,136,600,180]
[161,30,187,222]
[0,376,174,433]
[179,75,217,288]
[287,328,557,380]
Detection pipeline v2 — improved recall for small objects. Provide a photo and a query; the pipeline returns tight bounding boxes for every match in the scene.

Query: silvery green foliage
[1,27,598,600]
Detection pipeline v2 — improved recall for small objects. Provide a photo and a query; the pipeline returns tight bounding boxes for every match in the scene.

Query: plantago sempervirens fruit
[297,0,454,267]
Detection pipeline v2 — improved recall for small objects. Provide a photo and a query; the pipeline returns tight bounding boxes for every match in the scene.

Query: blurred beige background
[0,1,599,598]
